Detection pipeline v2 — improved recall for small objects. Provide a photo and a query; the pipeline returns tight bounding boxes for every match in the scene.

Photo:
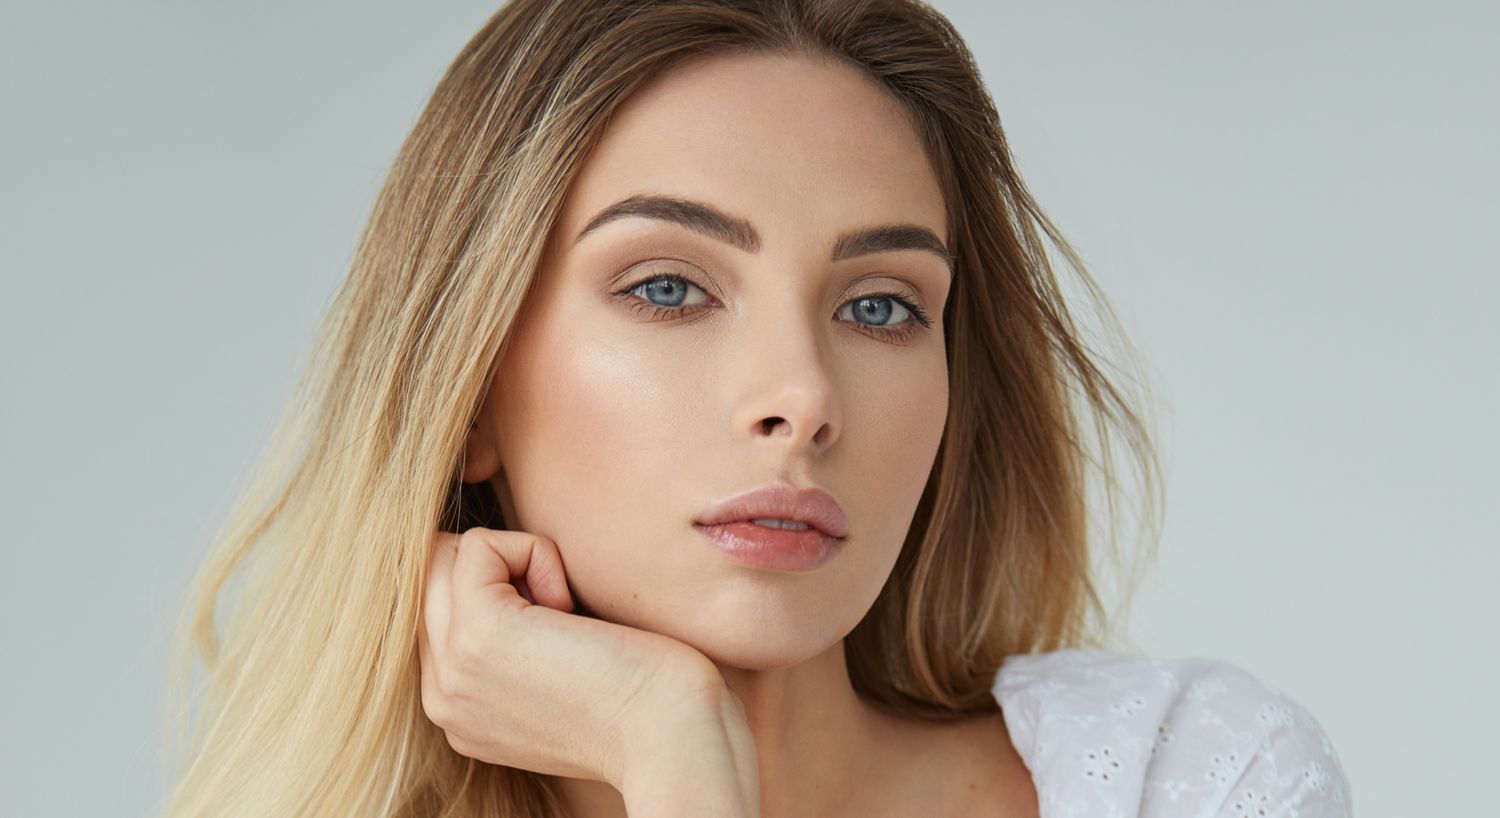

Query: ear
[459,418,502,484]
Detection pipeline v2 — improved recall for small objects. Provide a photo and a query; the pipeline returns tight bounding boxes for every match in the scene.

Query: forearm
[618,684,760,818]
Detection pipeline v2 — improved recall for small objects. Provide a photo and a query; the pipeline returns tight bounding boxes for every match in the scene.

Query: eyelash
[611,273,935,343]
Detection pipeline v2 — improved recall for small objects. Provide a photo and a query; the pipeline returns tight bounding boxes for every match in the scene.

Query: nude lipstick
[693,482,849,571]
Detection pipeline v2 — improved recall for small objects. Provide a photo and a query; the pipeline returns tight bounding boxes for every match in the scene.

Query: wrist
[616,673,759,817]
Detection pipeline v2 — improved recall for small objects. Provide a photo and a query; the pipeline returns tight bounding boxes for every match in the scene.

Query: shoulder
[992,648,1353,817]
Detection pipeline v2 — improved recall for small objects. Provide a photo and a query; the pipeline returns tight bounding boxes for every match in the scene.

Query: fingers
[450,528,575,620]
[416,600,442,722]
[423,531,460,645]
[522,535,576,612]
[419,532,459,725]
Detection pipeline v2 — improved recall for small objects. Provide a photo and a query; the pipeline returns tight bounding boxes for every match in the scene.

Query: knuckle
[527,531,557,553]
[456,526,485,553]
[443,729,471,757]
[521,532,561,574]
[495,527,535,557]
[419,654,442,694]
[420,685,451,729]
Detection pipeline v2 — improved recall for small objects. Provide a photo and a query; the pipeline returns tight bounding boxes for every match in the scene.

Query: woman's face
[467,50,952,670]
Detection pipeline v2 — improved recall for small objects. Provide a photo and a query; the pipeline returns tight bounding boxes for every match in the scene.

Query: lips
[694,521,841,571]
[693,482,849,539]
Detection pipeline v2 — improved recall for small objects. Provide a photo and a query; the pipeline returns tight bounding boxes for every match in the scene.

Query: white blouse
[991,648,1353,817]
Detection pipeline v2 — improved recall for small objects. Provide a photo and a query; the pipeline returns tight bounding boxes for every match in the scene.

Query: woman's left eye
[612,273,933,342]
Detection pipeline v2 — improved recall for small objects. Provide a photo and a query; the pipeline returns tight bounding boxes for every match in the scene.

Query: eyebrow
[573,193,955,277]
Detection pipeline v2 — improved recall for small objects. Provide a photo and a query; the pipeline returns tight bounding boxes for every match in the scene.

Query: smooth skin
[435,50,1039,817]
[419,529,760,816]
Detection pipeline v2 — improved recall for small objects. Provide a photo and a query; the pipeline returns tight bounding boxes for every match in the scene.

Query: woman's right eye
[612,274,715,320]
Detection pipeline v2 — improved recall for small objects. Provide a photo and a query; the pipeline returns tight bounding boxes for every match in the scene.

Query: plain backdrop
[2,1,1495,815]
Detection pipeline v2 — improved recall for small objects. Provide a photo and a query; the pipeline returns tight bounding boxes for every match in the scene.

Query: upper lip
[694,482,849,539]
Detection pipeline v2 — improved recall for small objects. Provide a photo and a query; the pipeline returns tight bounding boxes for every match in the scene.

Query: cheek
[490,300,949,660]
[491,307,703,568]
[850,350,949,538]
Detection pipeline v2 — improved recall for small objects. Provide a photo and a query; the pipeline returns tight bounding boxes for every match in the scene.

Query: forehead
[554,50,948,252]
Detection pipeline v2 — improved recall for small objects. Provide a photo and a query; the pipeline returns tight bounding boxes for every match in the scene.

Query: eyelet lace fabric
[992,648,1353,818]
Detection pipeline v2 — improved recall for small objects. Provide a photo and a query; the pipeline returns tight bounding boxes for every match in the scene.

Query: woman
[158,1,1352,816]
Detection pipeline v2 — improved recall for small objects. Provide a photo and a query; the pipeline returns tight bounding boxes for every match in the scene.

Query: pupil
[857,297,893,325]
[646,278,686,307]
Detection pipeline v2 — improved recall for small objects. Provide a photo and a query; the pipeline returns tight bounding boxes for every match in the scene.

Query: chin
[689,630,843,671]
[656,586,873,672]
[564,534,888,670]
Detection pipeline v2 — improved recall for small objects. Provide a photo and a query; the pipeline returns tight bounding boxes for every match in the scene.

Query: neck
[552,639,902,818]
[715,639,879,816]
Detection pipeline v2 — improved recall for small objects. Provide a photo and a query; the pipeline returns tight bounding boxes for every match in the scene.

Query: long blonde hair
[156,0,1164,815]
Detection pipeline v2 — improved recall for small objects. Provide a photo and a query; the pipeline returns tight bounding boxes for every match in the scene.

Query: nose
[728,318,842,456]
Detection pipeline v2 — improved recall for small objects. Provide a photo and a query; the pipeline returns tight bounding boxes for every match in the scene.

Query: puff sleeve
[993,648,1354,818]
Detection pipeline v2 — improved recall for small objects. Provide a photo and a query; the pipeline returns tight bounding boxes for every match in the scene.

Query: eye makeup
[609,267,935,344]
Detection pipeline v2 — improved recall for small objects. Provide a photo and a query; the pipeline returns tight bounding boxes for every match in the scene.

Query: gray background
[2,1,1495,815]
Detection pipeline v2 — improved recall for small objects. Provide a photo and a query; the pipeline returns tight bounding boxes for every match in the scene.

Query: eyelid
[842,277,926,308]
[611,257,725,300]
[606,245,721,284]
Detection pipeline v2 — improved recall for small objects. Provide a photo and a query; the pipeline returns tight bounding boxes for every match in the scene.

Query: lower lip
[693,521,844,571]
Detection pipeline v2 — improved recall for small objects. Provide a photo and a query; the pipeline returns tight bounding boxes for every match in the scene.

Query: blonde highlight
[156,1,1165,816]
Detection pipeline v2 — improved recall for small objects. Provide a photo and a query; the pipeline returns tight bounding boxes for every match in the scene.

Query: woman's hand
[416,526,745,795]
